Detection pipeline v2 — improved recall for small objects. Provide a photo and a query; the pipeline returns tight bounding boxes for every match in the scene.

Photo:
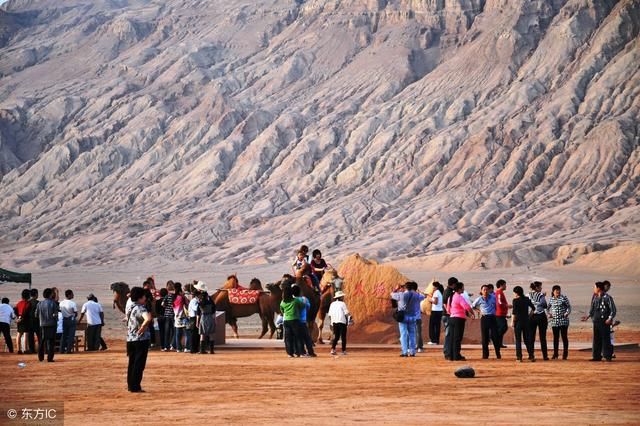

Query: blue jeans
[185,325,192,351]
[61,317,76,353]
[174,327,186,351]
[399,318,417,355]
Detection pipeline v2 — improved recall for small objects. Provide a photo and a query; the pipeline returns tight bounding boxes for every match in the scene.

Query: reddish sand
[1,341,639,425]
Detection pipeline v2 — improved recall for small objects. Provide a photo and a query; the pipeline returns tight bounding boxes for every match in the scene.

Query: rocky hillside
[0,0,638,269]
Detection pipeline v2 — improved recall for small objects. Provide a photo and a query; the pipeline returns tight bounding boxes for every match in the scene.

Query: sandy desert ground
[0,262,639,425]
[1,343,639,425]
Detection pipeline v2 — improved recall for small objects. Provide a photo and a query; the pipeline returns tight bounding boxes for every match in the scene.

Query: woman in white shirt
[428,282,444,345]
[328,291,351,356]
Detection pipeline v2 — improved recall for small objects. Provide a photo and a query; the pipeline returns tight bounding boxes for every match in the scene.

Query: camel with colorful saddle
[211,275,280,339]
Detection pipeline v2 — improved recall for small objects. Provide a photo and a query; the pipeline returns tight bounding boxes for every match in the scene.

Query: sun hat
[334,291,345,299]
[194,281,208,292]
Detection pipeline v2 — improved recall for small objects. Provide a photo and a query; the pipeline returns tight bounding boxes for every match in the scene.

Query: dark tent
[0,268,32,289]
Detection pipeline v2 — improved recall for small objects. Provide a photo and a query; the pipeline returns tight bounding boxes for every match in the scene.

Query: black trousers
[514,320,534,360]
[148,321,156,346]
[496,316,508,347]
[529,313,548,359]
[38,326,56,362]
[163,317,175,350]
[86,325,102,351]
[429,311,443,344]
[592,320,613,361]
[552,325,569,359]
[331,322,347,352]
[157,317,166,349]
[481,315,501,358]
[416,318,424,349]
[443,315,452,358]
[297,322,315,355]
[0,322,13,352]
[189,318,200,353]
[449,317,466,360]
[28,325,40,353]
[127,340,150,391]
[284,320,302,356]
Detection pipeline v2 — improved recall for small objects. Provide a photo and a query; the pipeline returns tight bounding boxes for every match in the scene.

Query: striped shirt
[162,293,175,318]
[528,290,547,314]
[547,295,571,327]
[588,293,616,321]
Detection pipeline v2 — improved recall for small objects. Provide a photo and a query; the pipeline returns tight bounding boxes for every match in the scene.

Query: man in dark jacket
[28,289,40,354]
[582,281,617,362]
[442,277,457,360]
[36,288,58,362]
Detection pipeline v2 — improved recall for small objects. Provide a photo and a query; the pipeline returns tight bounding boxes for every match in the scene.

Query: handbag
[392,292,413,323]
[392,309,405,323]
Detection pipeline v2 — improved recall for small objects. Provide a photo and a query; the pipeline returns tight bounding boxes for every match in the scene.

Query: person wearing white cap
[328,291,351,355]
[195,282,216,354]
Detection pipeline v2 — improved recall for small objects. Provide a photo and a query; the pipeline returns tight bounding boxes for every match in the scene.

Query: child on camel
[292,246,321,294]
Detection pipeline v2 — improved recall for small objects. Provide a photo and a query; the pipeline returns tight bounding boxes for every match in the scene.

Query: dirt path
[1,341,639,425]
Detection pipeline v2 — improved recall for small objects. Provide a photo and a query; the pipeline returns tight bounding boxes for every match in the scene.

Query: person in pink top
[173,283,187,352]
[446,282,476,361]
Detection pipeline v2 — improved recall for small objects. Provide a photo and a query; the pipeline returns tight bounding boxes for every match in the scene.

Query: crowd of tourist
[0,288,108,361]
[0,252,622,392]
[388,277,618,362]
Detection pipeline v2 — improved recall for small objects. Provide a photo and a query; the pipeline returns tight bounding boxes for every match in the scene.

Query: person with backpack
[292,285,316,357]
[280,285,305,357]
[391,282,425,357]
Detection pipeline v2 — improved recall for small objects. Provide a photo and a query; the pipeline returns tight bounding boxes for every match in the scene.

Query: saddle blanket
[228,288,260,305]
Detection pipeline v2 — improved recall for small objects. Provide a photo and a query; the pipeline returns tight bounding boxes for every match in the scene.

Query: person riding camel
[292,246,321,294]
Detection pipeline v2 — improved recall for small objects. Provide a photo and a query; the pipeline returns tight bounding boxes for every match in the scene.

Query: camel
[223,274,263,290]
[316,269,344,344]
[212,276,277,339]
[111,281,160,316]
[111,282,130,314]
